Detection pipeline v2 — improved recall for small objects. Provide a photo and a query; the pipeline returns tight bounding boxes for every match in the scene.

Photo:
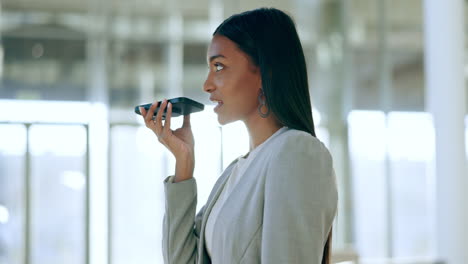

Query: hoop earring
[258,89,271,118]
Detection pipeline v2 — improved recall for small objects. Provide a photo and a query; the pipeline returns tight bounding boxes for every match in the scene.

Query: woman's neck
[243,114,283,152]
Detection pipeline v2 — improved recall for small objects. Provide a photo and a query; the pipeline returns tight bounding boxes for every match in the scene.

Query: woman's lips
[214,101,223,112]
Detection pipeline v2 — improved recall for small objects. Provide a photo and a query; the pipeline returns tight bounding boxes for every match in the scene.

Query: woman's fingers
[141,99,178,145]
[140,99,193,158]
[163,102,172,133]
[182,114,191,128]
[140,106,151,125]
[155,99,166,125]
[144,101,158,125]
[155,99,169,141]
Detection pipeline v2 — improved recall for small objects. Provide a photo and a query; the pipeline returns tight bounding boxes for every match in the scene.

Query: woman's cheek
[213,75,226,89]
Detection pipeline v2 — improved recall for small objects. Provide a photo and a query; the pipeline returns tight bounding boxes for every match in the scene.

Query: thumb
[182,114,191,128]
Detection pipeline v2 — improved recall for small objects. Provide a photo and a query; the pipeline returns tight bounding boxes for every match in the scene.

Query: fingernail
[168,102,172,107]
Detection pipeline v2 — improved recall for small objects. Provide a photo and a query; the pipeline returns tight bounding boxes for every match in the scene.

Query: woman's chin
[217,115,235,126]
[217,116,228,126]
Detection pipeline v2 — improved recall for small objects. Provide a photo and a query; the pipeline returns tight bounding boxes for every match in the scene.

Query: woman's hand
[140,99,195,167]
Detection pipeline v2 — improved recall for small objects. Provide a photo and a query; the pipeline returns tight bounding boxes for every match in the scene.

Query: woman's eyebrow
[208,54,226,63]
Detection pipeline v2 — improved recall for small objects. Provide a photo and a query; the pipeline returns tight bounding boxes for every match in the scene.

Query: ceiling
[0,0,466,112]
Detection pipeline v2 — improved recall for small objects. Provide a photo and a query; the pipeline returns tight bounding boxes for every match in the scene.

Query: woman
[140,7,338,264]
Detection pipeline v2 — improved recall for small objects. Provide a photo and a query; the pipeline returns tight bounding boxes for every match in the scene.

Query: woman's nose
[203,76,215,93]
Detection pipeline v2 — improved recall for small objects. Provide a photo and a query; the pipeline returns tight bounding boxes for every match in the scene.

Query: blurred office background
[0,0,466,263]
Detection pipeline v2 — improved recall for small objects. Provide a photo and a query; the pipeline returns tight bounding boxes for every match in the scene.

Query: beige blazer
[162,127,338,264]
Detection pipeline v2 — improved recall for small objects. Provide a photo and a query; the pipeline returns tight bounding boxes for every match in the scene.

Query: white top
[204,126,288,258]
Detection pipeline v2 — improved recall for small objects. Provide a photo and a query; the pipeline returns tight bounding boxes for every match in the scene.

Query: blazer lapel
[197,160,238,263]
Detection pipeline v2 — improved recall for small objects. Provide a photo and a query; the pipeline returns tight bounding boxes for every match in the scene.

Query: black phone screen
[134,97,205,120]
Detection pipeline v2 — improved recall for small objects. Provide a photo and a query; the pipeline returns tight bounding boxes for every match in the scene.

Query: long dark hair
[214,7,332,264]
[214,7,316,137]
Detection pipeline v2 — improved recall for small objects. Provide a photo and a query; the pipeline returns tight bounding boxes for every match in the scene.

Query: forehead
[207,35,243,60]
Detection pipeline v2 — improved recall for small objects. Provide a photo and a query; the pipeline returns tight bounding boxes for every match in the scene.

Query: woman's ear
[255,67,262,89]
[248,61,262,89]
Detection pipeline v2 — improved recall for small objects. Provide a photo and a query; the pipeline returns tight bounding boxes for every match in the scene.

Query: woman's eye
[214,63,224,72]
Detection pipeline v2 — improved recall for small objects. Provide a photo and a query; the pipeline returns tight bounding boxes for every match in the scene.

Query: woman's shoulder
[274,128,329,155]
[265,128,337,198]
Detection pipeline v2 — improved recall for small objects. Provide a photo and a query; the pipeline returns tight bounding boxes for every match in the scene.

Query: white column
[423,1,468,263]
[377,0,394,259]
[0,1,4,79]
[209,0,223,33]
[87,0,110,263]
[166,13,184,99]
[222,0,239,19]
[138,50,156,104]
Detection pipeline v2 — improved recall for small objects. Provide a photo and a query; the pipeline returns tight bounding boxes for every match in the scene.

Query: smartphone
[134,97,205,120]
